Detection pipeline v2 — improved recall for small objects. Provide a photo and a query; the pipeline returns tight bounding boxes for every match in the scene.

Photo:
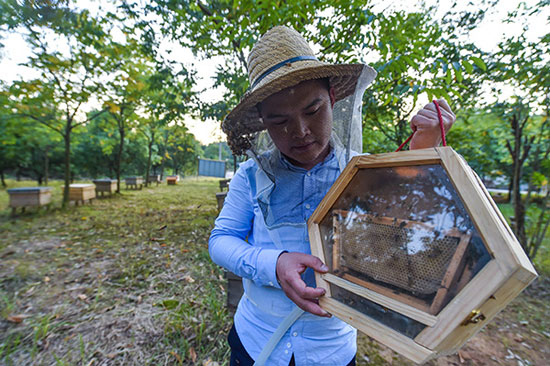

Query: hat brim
[222,62,377,152]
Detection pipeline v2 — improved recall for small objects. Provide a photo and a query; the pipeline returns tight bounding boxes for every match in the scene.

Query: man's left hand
[409,99,455,150]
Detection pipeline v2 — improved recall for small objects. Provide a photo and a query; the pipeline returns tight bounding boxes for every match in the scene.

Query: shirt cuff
[256,248,286,289]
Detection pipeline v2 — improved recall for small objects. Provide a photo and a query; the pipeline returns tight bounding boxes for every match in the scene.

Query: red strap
[395,100,447,152]
[433,100,447,147]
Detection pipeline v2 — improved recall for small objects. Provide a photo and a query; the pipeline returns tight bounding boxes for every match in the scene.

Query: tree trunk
[511,140,524,243]
[145,134,154,187]
[159,146,166,181]
[44,145,49,185]
[1,170,6,188]
[116,123,125,193]
[507,113,532,251]
[62,126,71,208]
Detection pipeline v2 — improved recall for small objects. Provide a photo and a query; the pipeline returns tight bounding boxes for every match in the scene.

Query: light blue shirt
[209,149,356,366]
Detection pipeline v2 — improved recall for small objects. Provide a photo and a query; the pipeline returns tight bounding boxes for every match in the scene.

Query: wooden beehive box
[7,187,52,208]
[166,175,179,185]
[68,184,96,203]
[148,175,161,186]
[308,147,537,364]
[225,270,244,312]
[125,176,143,189]
[93,179,117,195]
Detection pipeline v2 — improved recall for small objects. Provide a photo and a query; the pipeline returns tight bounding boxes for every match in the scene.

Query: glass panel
[330,285,426,338]
[319,164,491,329]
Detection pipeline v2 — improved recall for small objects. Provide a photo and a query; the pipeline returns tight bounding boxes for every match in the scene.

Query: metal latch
[460,310,486,326]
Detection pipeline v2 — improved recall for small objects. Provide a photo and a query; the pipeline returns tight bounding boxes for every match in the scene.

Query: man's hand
[276,252,331,317]
[409,99,456,150]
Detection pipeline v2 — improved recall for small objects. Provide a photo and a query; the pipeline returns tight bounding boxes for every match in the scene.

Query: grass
[1,178,549,365]
[497,202,550,272]
[0,177,230,365]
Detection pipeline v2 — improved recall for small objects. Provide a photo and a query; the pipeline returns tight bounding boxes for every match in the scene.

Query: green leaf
[445,69,452,85]
[454,68,463,83]
[382,93,392,107]
[155,299,180,310]
[461,60,474,74]
[470,56,487,71]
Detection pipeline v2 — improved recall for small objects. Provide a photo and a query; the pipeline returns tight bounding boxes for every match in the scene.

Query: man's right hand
[276,252,331,317]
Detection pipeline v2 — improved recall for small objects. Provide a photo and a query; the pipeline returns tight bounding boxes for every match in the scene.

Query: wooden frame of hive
[308,147,537,364]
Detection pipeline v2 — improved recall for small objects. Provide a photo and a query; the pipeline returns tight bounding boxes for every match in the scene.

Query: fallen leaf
[81,217,87,220]
[203,358,219,366]
[1,249,16,258]
[78,294,88,301]
[189,347,197,362]
[457,350,470,363]
[44,276,50,283]
[170,351,182,363]
[183,275,195,283]
[158,225,167,231]
[7,315,25,323]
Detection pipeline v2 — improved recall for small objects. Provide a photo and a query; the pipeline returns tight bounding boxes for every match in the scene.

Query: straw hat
[222,25,377,155]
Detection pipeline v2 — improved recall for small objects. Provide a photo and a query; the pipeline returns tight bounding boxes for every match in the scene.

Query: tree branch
[505,139,514,157]
[19,113,64,137]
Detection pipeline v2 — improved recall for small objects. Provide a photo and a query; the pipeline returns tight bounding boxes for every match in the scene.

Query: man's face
[259,79,335,170]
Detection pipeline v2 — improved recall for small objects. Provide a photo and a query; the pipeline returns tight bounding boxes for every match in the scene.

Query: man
[209,26,455,366]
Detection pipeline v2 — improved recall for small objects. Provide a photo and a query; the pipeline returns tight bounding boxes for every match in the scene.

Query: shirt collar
[278,148,336,173]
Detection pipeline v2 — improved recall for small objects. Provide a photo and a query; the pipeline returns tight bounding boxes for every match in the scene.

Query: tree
[103,37,151,192]
[138,62,195,185]
[5,2,113,206]
[156,123,201,177]
[126,0,491,155]
[485,0,550,258]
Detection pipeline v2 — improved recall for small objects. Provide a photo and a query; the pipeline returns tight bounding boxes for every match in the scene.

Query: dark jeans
[228,324,356,366]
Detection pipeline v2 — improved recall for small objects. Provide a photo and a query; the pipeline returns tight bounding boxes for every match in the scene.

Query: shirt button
[293,332,298,337]
[307,172,312,177]
[285,350,289,354]
[305,203,311,209]
[269,281,274,286]
[287,342,291,348]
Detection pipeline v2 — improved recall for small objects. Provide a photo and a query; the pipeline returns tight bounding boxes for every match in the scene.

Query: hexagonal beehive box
[308,147,537,364]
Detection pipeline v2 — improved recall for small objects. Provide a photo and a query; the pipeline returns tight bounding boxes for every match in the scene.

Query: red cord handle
[395,100,447,152]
